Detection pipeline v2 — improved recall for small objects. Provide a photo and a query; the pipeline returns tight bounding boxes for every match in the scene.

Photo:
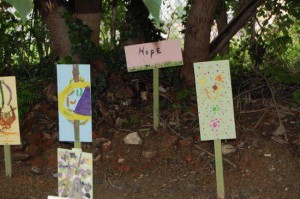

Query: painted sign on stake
[124,39,183,72]
[194,60,236,141]
[48,196,72,199]
[0,76,20,145]
[57,64,92,142]
[58,148,93,199]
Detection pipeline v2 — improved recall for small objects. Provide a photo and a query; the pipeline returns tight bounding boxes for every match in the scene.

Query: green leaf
[4,0,33,23]
[292,90,300,104]
[143,0,162,26]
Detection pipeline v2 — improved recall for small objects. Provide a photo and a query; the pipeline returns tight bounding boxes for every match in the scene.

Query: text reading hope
[139,46,162,58]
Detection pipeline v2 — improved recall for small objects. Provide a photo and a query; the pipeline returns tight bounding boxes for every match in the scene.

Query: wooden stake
[72,64,81,149]
[214,139,225,199]
[153,68,159,130]
[74,120,81,149]
[4,145,12,177]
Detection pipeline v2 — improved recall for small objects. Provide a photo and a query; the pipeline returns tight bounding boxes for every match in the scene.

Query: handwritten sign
[57,64,92,142]
[124,39,183,72]
[194,60,236,141]
[0,76,20,145]
[58,148,93,199]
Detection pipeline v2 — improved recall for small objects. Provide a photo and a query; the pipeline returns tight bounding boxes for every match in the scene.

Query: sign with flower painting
[194,60,236,140]
[0,76,20,145]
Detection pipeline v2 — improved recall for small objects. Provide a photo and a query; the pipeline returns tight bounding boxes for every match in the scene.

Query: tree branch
[209,0,266,59]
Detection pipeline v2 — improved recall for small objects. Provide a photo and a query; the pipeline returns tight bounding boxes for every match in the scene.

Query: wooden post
[4,145,12,177]
[74,120,81,149]
[153,68,159,130]
[214,139,225,199]
[72,65,81,149]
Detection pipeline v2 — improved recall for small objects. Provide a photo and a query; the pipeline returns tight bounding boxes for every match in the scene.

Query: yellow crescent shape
[58,81,91,121]
[204,86,222,100]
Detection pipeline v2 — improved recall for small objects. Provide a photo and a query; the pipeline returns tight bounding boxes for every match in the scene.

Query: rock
[177,139,192,149]
[117,165,131,173]
[115,117,126,128]
[185,154,193,163]
[13,151,30,161]
[26,133,43,144]
[117,157,125,164]
[123,132,143,145]
[142,150,157,159]
[42,138,54,148]
[30,166,44,175]
[29,157,46,175]
[272,123,286,136]
[29,156,46,168]
[221,144,237,155]
[26,144,43,157]
[140,91,148,100]
[47,153,57,171]
[161,135,179,148]
[102,141,112,152]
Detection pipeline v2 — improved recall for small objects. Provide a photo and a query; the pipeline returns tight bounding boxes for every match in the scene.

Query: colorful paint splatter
[0,76,20,145]
[58,148,93,199]
[194,60,236,140]
[57,64,92,142]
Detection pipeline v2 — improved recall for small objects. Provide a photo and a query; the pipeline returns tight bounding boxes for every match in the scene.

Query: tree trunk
[72,0,103,71]
[216,0,229,56]
[36,0,72,58]
[182,0,218,86]
[110,0,117,50]
[36,0,103,71]
[72,0,101,45]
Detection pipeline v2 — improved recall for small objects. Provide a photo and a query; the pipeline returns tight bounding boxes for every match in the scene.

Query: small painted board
[0,76,20,145]
[57,64,92,142]
[124,39,183,72]
[58,148,93,199]
[48,196,72,199]
[194,60,236,141]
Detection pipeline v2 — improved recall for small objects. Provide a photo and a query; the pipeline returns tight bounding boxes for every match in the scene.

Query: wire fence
[160,0,187,44]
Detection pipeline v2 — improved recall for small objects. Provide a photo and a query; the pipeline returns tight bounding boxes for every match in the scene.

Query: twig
[254,70,288,142]
[167,125,237,169]
[253,108,268,129]
[233,84,267,100]
[238,107,268,114]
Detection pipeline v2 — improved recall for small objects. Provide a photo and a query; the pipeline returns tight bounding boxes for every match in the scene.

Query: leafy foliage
[4,0,33,22]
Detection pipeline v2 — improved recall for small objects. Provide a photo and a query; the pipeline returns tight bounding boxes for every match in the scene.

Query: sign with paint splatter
[0,76,20,145]
[57,64,92,142]
[48,196,72,199]
[194,60,236,141]
[124,39,183,72]
[58,148,93,199]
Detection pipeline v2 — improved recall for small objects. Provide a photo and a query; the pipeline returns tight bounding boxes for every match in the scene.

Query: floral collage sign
[57,148,93,199]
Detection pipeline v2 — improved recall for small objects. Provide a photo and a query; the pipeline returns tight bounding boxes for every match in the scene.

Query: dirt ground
[1,81,300,199]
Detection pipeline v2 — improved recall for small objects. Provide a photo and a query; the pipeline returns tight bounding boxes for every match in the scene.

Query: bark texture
[216,0,229,56]
[182,0,218,86]
[36,0,102,68]
[37,1,72,58]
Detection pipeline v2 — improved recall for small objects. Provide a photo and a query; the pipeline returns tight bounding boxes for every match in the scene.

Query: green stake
[214,139,225,199]
[153,68,159,130]
[74,120,81,149]
[4,145,12,177]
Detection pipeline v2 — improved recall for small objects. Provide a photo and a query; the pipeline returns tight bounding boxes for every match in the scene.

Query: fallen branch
[167,125,237,169]
[253,108,269,130]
